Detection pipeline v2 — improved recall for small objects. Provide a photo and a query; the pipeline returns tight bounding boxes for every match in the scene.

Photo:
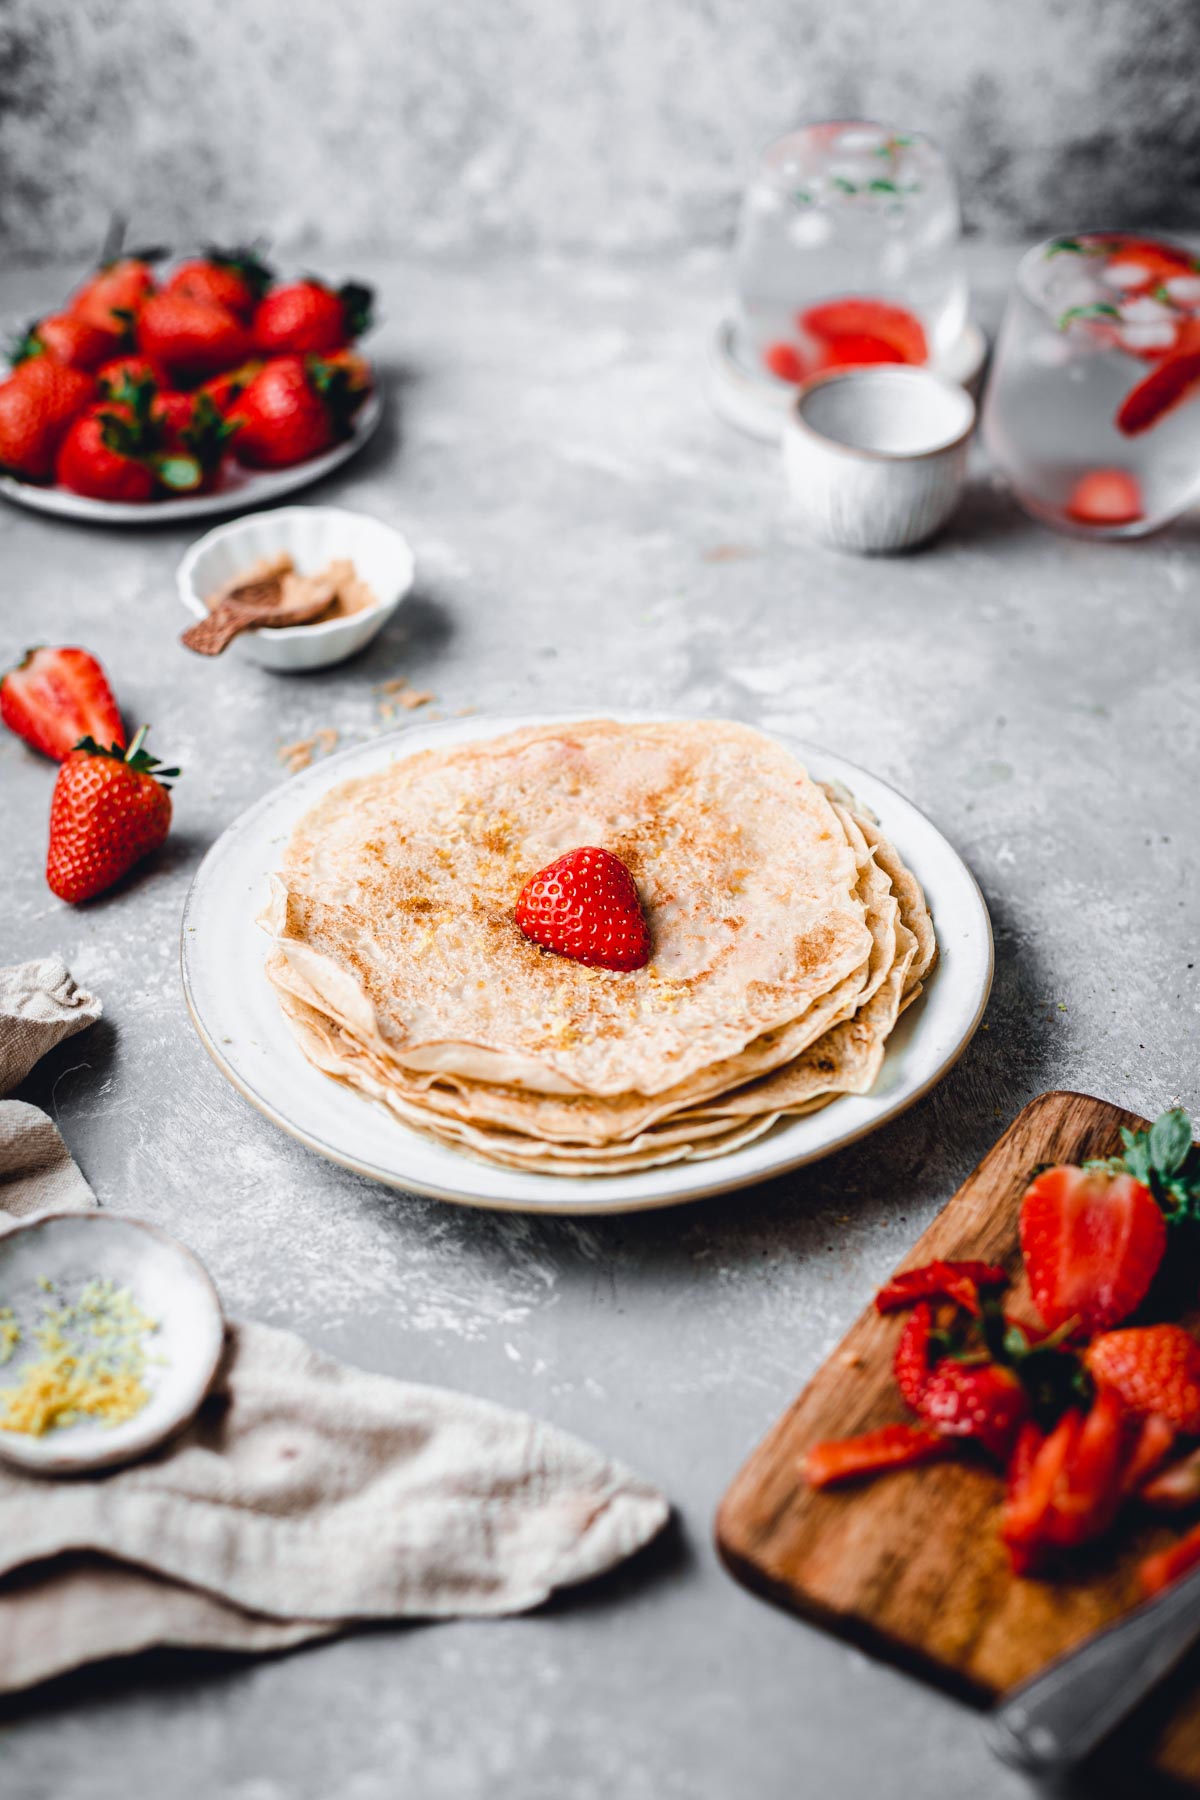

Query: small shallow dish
[178,503,415,671]
[0,387,382,527]
[782,365,976,553]
[0,1212,225,1475]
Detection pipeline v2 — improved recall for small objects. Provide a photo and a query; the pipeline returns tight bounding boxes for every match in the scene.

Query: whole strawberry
[165,248,273,322]
[229,354,363,468]
[515,846,651,971]
[253,278,373,355]
[1,646,124,761]
[71,253,160,332]
[97,354,165,396]
[47,727,178,904]
[14,312,124,374]
[137,293,252,386]
[154,387,238,486]
[0,359,97,481]
[56,376,202,501]
[56,405,158,502]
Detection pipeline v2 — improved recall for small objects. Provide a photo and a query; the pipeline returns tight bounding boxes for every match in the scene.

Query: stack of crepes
[259,720,936,1175]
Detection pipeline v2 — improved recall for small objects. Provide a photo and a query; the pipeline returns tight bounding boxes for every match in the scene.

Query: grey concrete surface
[2,0,1199,261]
[1,241,1199,1799]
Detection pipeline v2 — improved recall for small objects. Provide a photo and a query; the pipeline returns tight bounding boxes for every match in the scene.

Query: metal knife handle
[985,1563,1200,1775]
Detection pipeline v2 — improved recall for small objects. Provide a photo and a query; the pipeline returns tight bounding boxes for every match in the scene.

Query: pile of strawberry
[805,1110,1200,1595]
[1,645,176,903]
[0,247,373,501]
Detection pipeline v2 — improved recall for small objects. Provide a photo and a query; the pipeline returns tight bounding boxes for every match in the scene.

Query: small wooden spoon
[182,574,338,656]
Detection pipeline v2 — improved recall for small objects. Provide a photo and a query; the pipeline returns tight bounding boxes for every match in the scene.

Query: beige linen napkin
[0,958,668,1693]
[0,956,99,1217]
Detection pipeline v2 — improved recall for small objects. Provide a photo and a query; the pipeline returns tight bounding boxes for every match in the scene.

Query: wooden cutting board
[716,1091,1200,1787]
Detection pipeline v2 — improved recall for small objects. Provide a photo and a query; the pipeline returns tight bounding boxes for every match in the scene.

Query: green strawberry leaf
[338,281,375,339]
[1150,1107,1193,1179]
[156,454,203,492]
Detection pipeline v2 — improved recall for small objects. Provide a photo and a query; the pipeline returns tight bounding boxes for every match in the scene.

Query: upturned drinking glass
[731,121,967,389]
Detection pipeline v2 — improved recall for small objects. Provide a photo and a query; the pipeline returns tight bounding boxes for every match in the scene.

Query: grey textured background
[1,244,1199,1799]
[2,0,1199,262]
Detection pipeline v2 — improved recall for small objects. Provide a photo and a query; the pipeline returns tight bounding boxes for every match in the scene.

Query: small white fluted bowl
[782,366,975,554]
[177,505,415,671]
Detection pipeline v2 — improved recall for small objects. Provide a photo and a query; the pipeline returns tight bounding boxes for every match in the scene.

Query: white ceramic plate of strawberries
[181,711,994,1216]
[0,387,382,527]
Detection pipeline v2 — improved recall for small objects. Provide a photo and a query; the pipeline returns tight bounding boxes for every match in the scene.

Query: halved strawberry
[1019,1163,1167,1334]
[1,646,124,760]
[875,1259,1008,1316]
[804,1422,945,1488]
[799,298,928,366]
[763,341,808,384]
[1064,469,1143,527]
[1084,1325,1200,1433]
[1116,351,1200,435]
[515,846,651,971]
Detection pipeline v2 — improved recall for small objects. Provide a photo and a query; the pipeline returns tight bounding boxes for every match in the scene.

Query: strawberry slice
[816,333,908,370]
[515,847,650,972]
[1141,1442,1200,1511]
[1019,1164,1167,1334]
[804,1422,945,1488]
[1141,1521,1200,1596]
[1064,469,1143,527]
[1002,1387,1130,1572]
[875,1259,1008,1316]
[1084,1324,1200,1433]
[762,342,808,384]
[1121,1413,1177,1497]
[917,1358,1030,1462]
[1116,350,1200,435]
[799,298,928,366]
[1,646,125,761]
[893,1299,935,1411]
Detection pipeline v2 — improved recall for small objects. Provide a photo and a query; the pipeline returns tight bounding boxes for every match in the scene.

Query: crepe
[261,719,936,1174]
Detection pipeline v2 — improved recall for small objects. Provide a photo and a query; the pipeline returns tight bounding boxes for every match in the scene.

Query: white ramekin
[177,504,415,671]
[782,366,976,554]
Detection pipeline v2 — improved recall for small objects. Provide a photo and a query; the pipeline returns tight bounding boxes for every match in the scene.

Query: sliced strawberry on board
[1064,469,1144,527]
[762,341,808,384]
[875,1259,1009,1316]
[1019,1163,1167,1334]
[1084,1324,1200,1434]
[1,646,125,761]
[1002,1387,1131,1572]
[515,846,651,972]
[1116,351,1200,435]
[1141,1443,1200,1511]
[799,298,928,366]
[916,1358,1031,1463]
[893,1299,934,1411]
[804,1422,946,1488]
[1140,1521,1200,1596]
[1121,1413,1177,1497]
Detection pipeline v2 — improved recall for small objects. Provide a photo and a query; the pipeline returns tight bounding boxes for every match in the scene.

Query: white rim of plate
[0,388,382,527]
[180,712,994,1215]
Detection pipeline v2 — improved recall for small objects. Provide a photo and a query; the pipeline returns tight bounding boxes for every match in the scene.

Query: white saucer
[708,318,988,443]
[0,1212,225,1474]
[180,713,993,1216]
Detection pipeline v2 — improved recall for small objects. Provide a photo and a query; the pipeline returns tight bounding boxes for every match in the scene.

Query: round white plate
[180,714,993,1215]
[0,388,382,527]
[0,1212,225,1474]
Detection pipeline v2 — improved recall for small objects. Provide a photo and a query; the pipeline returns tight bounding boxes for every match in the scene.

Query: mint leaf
[1057,302,1120,331]
[1151,1108,1193,1180]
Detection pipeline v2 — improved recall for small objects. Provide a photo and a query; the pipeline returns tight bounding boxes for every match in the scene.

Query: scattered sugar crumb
[374,677,437,715]
[455,706,477,717]
[278,728,339,774]
[701,544,756,563]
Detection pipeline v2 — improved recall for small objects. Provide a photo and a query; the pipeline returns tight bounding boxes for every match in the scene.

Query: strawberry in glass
[982,231,1200,537]
[731,121,965,389]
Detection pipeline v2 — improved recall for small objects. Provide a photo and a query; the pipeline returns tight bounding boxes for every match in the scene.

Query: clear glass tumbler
[982,231,1200,536]
[732,121,967,388]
